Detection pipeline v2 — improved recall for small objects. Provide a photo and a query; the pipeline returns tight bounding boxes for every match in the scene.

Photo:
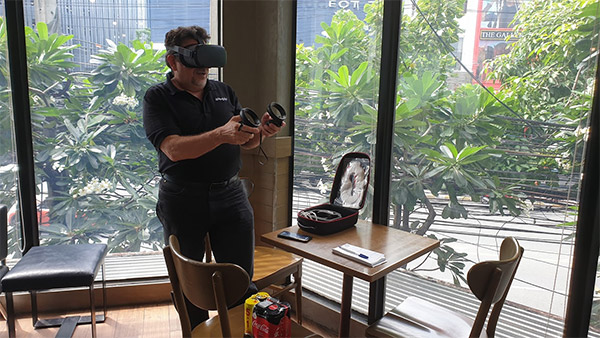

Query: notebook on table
[332,243,387,267]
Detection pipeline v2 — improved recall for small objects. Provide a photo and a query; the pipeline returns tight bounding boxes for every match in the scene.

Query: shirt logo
[215,97,228,102]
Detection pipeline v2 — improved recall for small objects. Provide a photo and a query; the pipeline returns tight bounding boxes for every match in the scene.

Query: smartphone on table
[277,230,312,243]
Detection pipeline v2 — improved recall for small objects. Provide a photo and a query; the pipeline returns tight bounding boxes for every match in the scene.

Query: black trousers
[157,175,257,329]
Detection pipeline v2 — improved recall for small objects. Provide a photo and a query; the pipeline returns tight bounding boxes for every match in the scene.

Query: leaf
[439,144,454,159]
[336,65,350,87]
[330,48,349,61]
[457,145,487,160]
[350,62,368,86]
[420,148,448,162]
[36,22,48,40]
[452,169,468,188]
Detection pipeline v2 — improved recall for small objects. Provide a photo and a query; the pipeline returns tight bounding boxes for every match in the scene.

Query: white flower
[71,178,112,198]
[575,126,590,142]
[556,157,571,171]
[317,179,328,195]
[51,161,65,172]
[321,158,330,173]
[112,93,139,110]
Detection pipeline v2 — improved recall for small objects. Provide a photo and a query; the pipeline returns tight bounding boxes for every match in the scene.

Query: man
[143,26,284,326]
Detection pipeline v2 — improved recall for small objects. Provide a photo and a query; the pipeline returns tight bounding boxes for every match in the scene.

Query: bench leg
[89,283,97,338]
[31,290,38,327]
[6,291,15,338]
[24,268,107,338]
[88,263,107,338]
[88,262,107,338]
[101,263,107,320]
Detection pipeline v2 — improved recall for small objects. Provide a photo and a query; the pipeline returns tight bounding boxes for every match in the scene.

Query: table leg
[339,273,354,338]
[368,277,386,324]
[294,263,303,324]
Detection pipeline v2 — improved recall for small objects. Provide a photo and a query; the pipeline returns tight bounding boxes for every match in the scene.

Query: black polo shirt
[143,72,243,182]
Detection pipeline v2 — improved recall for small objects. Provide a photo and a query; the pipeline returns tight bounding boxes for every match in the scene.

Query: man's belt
[161,174,240,190]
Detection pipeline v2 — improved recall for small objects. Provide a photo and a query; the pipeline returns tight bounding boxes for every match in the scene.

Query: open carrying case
[298,152,370,235]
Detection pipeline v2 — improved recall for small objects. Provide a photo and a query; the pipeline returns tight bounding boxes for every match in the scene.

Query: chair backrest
[466,237,524,337]
[164,234,250,337]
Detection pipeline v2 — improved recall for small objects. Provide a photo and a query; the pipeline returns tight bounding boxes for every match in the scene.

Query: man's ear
[166,54,178,70]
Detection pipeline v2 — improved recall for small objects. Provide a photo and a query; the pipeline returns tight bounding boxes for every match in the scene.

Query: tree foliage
[0,20,167,254]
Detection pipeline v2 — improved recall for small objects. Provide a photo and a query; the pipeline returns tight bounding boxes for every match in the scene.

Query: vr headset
[167,43,227,68]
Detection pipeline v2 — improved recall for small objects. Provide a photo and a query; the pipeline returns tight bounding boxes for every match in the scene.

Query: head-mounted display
[167,44,227,68]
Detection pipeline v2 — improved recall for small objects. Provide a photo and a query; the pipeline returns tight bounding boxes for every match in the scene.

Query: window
[0,14,21,260]
[0,0,216,270]
[394,0,589,322]
[293,0,382,308]
[294,0,599,333]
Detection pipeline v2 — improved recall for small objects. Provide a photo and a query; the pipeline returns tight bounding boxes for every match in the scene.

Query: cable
[257,131,269,165]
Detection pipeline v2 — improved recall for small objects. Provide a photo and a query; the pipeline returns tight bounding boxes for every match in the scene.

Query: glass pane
[0,17,22,259]
[16,0,212,272]
[392,0,597,334]
[293,0,381,307]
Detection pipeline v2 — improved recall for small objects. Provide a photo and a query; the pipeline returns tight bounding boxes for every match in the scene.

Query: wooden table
[261,220,440,337]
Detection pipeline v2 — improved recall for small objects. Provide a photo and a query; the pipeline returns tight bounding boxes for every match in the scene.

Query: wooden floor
[0,302,183,338]
[0,302,333,337]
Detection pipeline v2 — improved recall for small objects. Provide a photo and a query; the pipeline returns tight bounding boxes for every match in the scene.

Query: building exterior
[3,0,210,69]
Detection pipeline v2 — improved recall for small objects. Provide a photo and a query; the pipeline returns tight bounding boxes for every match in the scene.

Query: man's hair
[164,26,211,67]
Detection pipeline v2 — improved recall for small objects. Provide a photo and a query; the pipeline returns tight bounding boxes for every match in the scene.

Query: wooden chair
[204,177,304,323]
[164,235,316,337]
[365,237,524,338]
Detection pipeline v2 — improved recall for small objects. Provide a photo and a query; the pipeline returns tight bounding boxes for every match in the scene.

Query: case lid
[330,152,371,210]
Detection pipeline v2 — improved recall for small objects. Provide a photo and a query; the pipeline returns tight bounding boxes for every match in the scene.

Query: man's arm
[160,115,259,162]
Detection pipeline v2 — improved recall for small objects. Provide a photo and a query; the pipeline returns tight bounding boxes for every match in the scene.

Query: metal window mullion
[289,0,298,228]
[370,0,403,325]
[563,43,600,337]
[4,0,40,252]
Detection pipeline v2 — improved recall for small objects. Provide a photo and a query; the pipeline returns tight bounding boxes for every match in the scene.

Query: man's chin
[192,79,208,89]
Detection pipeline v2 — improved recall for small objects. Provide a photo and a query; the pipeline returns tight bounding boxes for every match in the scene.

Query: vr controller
[266,102,286,127]
[167,43,227,68]
[238,102,287,129]
[239,108,261,129]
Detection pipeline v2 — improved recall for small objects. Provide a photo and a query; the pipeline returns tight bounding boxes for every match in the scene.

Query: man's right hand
[219,115,260,145]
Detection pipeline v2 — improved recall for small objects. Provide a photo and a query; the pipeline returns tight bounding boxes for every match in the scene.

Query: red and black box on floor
[297,152,371,235]
[252,297,291,338]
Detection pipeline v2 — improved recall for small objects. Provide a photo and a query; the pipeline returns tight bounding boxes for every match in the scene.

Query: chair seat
[253,246,304,324]
[366,296,483,338]
[253,246,302,288]
[1,244,107,292]
[192,304,318,337]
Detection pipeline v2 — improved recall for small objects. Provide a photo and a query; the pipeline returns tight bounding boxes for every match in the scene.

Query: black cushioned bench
[1,243,108,337]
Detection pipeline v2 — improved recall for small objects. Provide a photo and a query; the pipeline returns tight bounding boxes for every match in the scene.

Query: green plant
[0,19,168,253]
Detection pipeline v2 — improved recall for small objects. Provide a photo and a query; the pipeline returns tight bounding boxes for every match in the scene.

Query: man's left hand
[260,112,285,137]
